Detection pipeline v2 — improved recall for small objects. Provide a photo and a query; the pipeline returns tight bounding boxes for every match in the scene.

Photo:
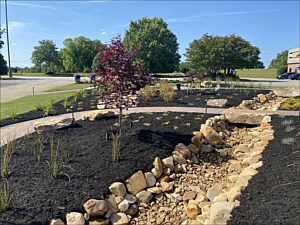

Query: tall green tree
[268,50,288,69]
[60,37,101,72]
[0,27,8,75]
[31,40,61,72]
[123,17,180,73]
[185,34,262,75]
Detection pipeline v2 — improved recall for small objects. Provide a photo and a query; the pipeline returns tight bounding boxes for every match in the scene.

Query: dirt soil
[228,115,300,225]
[0,89,270,127]
[0,112,213,225]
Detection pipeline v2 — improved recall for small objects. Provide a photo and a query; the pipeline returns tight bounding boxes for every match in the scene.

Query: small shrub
[9,108,17,120]
[60,141,71,162]
[63,98,71,109]
[158,80,176,103]
[0,178,11,212]
[34,103,44,111]
[285,125,296,133]
[280,97,300,110]
[32,132,44,162]
[281,119,294,126]
[281,137,295,145]
[140,85,156,102]
[43,104,55,117]
[49,135,58,178]
[112,133,121,162]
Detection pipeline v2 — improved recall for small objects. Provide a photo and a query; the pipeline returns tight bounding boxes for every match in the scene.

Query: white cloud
[166,9,279,23]
[101,31,107,35]
[8,21,27,32]
[7,2,60,11]
[12,43,17,46]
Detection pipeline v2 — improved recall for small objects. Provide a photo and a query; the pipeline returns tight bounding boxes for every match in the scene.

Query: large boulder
[34,118,73,133]
[223,109,273,125]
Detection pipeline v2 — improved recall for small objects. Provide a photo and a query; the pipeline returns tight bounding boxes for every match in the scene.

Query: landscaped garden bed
[0,88,271,128]
[0,112,214,225]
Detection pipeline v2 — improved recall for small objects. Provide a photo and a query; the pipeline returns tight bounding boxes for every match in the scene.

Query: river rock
[162,156,174,171]
[125,204,138,216]
[188,143,200,154]
[175,143,192,159]
[151,157,163,178]
[118,199,130,212]
[144,172,156,187]
[136,190,153,204]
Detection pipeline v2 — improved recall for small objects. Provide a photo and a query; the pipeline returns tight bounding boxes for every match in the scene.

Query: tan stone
[183,191,197,201]
[83,199,108,217]
[34,118,73,133]
[186,203,201,219]
[66,212,85,225]
[125,170,147,195]
[89,218,110,225]
[223,109,272,125]
[200,126,222,146]
[160,182,174,192]
[206,188,220,202]
[144,172,156,187]
[136,190,153,204]
[151,157,163,178]
[191,135,202,148]
[209,201,236,225]
[188,143,200,154]
[162,156,174,171]
[50,219,65,225]
[147,187,162,194]
[175,143,192,159]
[109,182,127,197]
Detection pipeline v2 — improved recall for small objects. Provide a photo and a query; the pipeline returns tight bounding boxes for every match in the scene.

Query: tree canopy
[60,36,101,72]
[0,27,8,75]
[31,40,61,72]
[123,17,180,73]
[185,34,263,75]
[268,50,288,69]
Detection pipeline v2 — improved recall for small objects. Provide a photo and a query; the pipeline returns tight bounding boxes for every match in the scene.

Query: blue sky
[0,0,299,68]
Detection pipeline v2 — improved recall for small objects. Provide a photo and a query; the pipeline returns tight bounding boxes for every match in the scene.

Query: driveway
[0,76,75,103]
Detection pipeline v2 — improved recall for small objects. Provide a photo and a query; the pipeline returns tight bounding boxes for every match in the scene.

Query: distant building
[287,47,300,73]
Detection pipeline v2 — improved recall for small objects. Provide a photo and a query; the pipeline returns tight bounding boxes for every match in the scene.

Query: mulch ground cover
[0,89,270,127]
[0,112,214,225]
[228,115,300,225]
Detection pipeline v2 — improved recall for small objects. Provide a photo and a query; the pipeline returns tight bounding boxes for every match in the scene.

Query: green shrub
[158,80,176,103]
[280,97,300,110]
[140,85,156,101]
[43,104,55,117]
[277,66,287,75]
[33,103,44,111]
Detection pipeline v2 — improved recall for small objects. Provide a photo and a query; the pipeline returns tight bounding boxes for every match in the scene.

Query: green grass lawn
[236,69,277,79]
[46,83,92,92]
[0,91,77,120]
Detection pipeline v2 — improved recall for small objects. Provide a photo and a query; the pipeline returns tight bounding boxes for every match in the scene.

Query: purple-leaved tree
[95,35,149,161]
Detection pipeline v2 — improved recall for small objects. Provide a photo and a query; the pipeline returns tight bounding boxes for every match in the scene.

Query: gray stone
[201,144,214,153]
[124,194,136,204]
[109,212,129,225]
[144,172,156,187]
[125,204,138,216]
[118,199,130,212]
[136,190,153,204]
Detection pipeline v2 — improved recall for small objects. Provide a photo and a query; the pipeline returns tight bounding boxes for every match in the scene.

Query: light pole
[5,0,12,78]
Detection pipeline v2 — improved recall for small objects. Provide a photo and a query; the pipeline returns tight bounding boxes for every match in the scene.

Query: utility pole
[5,0,12,78]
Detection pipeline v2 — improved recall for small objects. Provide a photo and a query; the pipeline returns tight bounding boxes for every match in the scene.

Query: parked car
[276,72,295,79]
[289,73,300,80]
[45,71,55,75]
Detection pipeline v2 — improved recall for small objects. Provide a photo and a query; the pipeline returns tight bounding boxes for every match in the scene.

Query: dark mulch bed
[0,112,214,225]
[0,89,270,127]
[228,115,300,225]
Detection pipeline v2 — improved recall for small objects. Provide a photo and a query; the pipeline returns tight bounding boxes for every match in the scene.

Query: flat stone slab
[223,109,273,125]
[272,88,300,97]
[207,99,227,107]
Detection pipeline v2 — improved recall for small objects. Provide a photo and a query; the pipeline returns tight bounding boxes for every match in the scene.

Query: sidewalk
[0,107,298,147]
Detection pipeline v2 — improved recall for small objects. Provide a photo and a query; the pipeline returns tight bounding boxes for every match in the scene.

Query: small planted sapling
[95,35,149,161]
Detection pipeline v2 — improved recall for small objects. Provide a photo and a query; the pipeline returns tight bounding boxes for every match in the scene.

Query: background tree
[123,17,180,73]
[268,50,288,74]
[60,37,101,72]
[0,27,8,75]
[185,33,262,76]
[96,36,149,161]
[31,40,61,72]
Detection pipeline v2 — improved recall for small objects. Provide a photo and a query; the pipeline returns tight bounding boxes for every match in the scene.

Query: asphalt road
[0,76,299,103]
[0,76,75,103]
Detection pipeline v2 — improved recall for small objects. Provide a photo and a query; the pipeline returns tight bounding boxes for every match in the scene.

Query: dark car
[289,73,300,80]
[45,71,55,75]
[276,72,295,79]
